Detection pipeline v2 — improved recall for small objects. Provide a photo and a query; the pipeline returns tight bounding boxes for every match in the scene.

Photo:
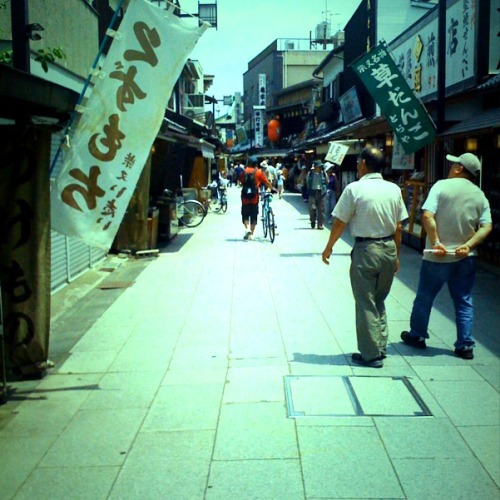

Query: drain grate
[284,375,432,417]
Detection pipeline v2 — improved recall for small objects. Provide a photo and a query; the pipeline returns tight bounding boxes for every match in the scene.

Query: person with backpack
[240,155,273,240]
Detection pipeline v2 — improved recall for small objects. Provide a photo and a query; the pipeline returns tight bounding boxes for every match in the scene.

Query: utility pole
[11,0,30,72]
[436,0,446,178]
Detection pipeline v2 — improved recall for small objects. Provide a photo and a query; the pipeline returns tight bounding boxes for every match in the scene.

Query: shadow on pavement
[158,232,193,253]
[292,352,350,365]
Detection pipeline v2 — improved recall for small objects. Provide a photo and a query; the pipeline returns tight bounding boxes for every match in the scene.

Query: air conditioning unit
[315,22,331,42]
[285,41,295,50]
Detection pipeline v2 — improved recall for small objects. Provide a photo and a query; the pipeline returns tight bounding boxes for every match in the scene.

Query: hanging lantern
[267,119,281,142]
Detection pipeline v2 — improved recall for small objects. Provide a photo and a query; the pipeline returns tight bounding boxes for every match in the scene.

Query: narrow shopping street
[1,187,499,499]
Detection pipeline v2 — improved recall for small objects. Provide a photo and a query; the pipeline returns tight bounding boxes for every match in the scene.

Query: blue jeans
[409,258,476,349]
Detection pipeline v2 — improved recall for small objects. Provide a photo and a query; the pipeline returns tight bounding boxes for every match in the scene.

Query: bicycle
[261,191,276,243]
[197,182,227,214]
[164,189,205,228]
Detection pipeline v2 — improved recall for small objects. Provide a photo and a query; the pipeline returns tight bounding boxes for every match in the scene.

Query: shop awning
[157,118,217,159]
[440,107,500,137]
[0,64,78,121]
[201,141,215,159]
[228,143,251,154]
[253,149,290,158]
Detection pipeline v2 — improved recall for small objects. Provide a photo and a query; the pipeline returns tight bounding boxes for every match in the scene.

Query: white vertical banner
[253,105,265,148]
[258,73,266,106]
[51,0,208,249]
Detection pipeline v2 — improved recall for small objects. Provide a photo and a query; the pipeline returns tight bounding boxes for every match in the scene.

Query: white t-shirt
[333,173,408,238]
[422,177,491,262]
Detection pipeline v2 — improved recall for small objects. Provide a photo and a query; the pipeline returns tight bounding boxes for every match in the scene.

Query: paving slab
[40,408,146,467]
[141,383,224,432]
[108,430,214,499]
[298,426,405,498]
[393,456,499,499]
[214,402,298,460]
[13,466,119,500]
[0,436,57,499]
[206,459,304,500]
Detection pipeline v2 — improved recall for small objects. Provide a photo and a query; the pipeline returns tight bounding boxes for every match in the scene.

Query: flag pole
[49,0,127,175]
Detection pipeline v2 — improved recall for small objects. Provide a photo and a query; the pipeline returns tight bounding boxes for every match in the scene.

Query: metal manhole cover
[284,375,432,417]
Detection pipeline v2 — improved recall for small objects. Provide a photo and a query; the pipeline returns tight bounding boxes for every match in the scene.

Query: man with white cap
[401,152,492,360]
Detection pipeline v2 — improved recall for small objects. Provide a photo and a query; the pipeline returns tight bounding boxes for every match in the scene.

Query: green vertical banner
[351,41,436,154]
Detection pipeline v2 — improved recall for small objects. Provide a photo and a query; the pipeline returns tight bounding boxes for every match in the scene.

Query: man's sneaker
[455,347,474,360]
[311,221,315,229]
[243,231,251,240]
[401,331,427,349]
[248,233,255,241]
[351,353,384,368]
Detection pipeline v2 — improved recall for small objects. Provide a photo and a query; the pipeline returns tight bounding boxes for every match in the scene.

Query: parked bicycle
[261,191,276,243]
[196,182,227,214]
[164,189,205,228]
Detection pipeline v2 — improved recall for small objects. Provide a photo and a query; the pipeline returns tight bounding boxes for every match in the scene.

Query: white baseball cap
[446,153,481,176]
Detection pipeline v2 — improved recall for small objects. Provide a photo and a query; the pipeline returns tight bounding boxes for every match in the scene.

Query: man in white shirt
[322,147,408,368]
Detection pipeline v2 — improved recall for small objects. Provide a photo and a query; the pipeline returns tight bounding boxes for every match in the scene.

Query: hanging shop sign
[351,41,436,155]
[253,105,265,148]
[51,0,207,250]
[258,74,267,106]
[325,141,349,165]
[391,136,415,170]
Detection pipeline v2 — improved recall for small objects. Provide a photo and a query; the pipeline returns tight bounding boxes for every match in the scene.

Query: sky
[178,0,362,115]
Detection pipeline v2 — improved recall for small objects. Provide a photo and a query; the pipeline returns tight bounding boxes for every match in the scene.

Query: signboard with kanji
[325,142,349,165]
[352,41,436,154]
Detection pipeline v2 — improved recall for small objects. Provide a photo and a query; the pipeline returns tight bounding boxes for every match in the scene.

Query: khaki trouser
[350,239,397,360]
[309,189,325,226]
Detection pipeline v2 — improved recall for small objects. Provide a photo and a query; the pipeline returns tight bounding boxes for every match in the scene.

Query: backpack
[242,168,258,199]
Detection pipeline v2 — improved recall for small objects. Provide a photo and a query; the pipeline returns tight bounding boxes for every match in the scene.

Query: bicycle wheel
[267,208,276,243]
[221,199,228,213]
[262,207,268,238]
[180,200,205,227]
[209,196,222,213]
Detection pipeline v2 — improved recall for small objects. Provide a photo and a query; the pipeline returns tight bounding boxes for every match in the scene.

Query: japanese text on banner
[51,0,208,249]
[352,42,436,154]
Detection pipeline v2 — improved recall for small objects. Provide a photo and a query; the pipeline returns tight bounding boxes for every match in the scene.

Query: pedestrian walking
[240,155,273,240]
[296,165,308,201]
[307,160,328,229]
[324,161,338,224]
[234,162,244,186]
[227,164,234,187]
[276,163,285,199]
[401,152,492,360]
[321,146,408,368]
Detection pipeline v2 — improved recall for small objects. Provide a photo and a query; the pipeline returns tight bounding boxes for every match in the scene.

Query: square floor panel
[284,375,432,418]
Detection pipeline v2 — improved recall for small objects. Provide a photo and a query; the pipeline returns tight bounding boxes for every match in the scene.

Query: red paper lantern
[267,119,281,142]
